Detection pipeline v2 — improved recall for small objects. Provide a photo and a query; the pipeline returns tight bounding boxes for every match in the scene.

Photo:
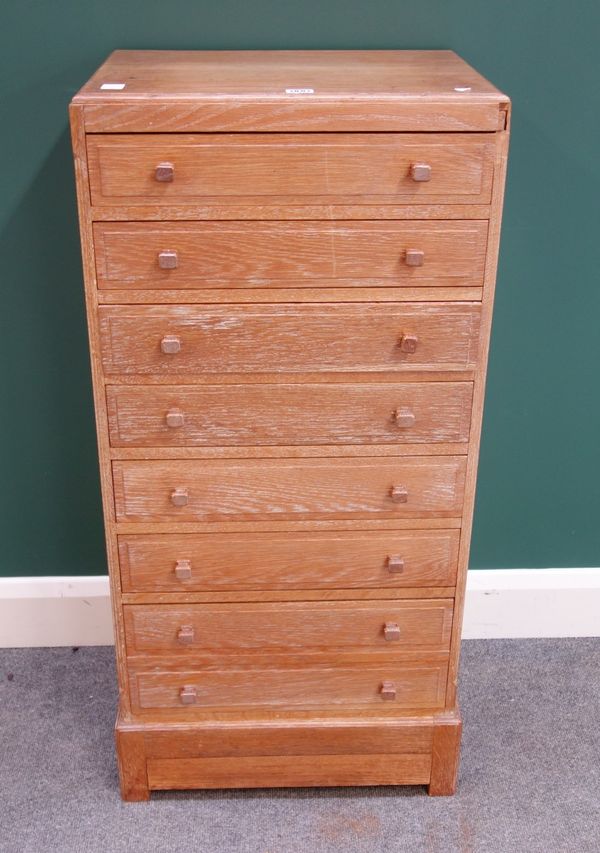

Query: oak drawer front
[124,600,454,655]
[87,133,494,206]
[119,530,460,592]
[99,304,481,375]
[94,221,488,289]
[107,382,473,448]
[113,457,466,522]
[131,662,448,712]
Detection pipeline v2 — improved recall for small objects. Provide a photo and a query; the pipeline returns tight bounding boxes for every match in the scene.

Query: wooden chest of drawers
[70,49,509,799]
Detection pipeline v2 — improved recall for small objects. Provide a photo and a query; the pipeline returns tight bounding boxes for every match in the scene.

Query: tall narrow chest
[69,49,510,799]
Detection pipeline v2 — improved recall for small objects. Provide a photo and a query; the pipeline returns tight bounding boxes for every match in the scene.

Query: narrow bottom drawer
[147,754,433,790]
[131,662,448,712]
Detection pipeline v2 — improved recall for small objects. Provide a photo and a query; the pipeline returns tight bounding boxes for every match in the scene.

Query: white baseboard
[0,576,114,648]
[461,568,600,639]
[0,569,599,647]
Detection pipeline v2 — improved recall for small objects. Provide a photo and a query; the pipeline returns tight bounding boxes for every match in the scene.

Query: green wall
[1,1,599,577]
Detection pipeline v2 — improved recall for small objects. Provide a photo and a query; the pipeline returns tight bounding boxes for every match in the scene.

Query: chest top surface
[71,50,509,133]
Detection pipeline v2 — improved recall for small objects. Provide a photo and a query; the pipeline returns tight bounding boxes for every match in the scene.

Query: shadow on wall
[0,126,105,577]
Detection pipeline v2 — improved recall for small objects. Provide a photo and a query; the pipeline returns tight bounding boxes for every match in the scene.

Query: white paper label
[100,82,126,91]
[285,88,314,94]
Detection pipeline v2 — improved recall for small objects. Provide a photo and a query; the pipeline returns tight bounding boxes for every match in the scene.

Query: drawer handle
[171,487,189,507]
[394,408,416,429]
[177,625,195,644]
[179,685,197,705]
[398,334,418,354]
[155,161,174,182]
[158,250,178,269]
[380,680,397,701]
[166,408,185,428]
[405,248,425,267]
[161,335,181,354]
[390,485,408,504]
[387,555,405,574]
[383,621,401,642]
[174,559,192,581]
[410,163,431,182]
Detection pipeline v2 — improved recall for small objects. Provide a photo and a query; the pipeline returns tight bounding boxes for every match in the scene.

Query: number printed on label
[285,88,315,94]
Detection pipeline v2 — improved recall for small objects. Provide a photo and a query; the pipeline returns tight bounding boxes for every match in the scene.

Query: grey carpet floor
[0,639,599,853]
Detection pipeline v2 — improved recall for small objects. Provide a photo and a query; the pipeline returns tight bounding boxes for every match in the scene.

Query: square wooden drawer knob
[174,559,192,581]
[394,408,416,428]
[180,685,197,705]
[177,625,195,644]
[166,408,185,428]
[170,488,189,507]
[383,621,401,641]
[380,681,397,700]
[410,163,431,182]
[155,162,174,182]
[405,249,425,266]
[161,335,182,354]
[158,250,178,269]
[398,334,419,354]
[387,555,405,573]
[390,485,408,503]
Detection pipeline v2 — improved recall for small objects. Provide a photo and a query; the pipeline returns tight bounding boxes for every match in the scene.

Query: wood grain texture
[445,110,511,709]
[109,442,470,461]
[115,710,439,796]
[112,456,467,522]
[98,370,477,387]
[99,303,481,376]
[123,649,451,671]
[115,518,462,535]
[97,286,484,304]
[84,101,501,134]
[140,716,435,757]
[74,50,507,133]
[94,220,488,289]
[146,753,431,789]
[69,105,134,717]
[118,529,459,592]
[428,710,462,796]
[87,133,494,207]
[90,203,494,223]
[131,662,448,711]
[121,589,456,605]
[123,599,453,655]
[115,725,149,801]
[106,382,473,447]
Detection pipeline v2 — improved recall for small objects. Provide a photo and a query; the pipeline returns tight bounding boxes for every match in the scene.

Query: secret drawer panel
[86,133,494,207]
[119,530,460,592]
[106,382,473,447]
[98,304,481,375]
[112,457,466,522]
[93,221,488,290]
[123,600,454,655]
[130,662,449,712]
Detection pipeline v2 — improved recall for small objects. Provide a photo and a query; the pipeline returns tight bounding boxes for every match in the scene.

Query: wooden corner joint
[427,707,462,797]
[115,724,150,802]
[433,704,461,726]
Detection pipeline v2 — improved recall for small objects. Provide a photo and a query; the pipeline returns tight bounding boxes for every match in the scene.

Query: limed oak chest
[69,49,510,799]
